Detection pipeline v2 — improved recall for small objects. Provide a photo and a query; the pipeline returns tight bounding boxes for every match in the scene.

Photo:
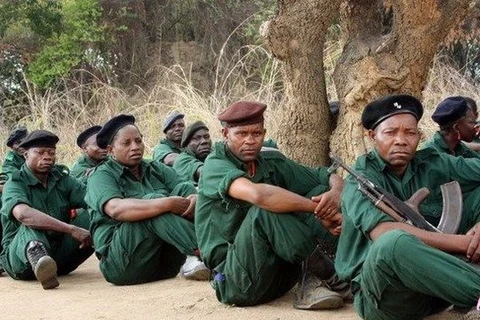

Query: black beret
[362,94,424,130]
[96,114,135,149]
[329,101,340,117]
[76,125,102,148]
[181,121,208,148]
[6,126,28,148]
[18,130,59,149]
[431,96,469,127]
[218,101,267,127]
[163,111,185,133]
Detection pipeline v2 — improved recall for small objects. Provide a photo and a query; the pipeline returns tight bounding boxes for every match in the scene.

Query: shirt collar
[366,148,428,182]
[23,164,61,187]
[107,158,149,180]
[215,141,272,183]
[82,154,99,167]
[432,131,451,153]
[161,138,182,152]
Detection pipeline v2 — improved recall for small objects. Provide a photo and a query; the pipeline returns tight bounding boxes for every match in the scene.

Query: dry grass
[421,54,480,140]
[0,43,284,166]
[1,40,478,167]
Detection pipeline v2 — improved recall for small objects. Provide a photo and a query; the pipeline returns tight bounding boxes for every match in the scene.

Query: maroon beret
[218,101,267,127]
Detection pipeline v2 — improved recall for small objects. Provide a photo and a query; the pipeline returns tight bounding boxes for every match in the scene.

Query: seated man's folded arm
[12,203,77,235]
[311,173,344,219]
[370,221,471,254]
[228,177,316,214]
[103,196,190,222]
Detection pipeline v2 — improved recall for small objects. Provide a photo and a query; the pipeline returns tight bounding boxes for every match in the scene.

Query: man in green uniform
[2,126,28,177]
[0,130,93,289]
[335,94,480,320]
[0,126,28,273]
[463,96,480,148]
[423,96,480,159]
[173,121,212,183]
[152,111,185,166]
[70,125,107,183]
[196,101,347,309]
[85,114,209,285]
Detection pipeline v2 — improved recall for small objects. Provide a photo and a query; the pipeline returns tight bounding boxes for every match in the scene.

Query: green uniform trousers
[99,184,198,285]
[213,187,337,306]
[354,230,480,320]
[2,210,93,280]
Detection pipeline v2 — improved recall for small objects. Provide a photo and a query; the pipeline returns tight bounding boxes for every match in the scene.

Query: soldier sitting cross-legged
[336,94,480,320]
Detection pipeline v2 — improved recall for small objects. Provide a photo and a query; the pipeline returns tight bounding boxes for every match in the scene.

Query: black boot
[26,241,59,289]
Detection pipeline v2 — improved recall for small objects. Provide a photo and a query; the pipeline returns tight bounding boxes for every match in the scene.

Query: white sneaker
[180,256,210,281]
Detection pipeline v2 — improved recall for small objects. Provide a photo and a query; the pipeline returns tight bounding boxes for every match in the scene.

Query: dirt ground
[0,256,473,320]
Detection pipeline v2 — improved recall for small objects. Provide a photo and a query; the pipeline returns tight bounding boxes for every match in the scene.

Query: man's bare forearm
[370,222,470,254]
[13,204,74,235]
[104,198,174,221]
[328,173,344,193]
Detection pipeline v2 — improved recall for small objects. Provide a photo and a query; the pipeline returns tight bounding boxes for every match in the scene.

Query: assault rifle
[328,154,463,234]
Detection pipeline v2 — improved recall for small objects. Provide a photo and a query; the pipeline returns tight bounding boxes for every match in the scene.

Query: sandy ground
[0,256,474,320]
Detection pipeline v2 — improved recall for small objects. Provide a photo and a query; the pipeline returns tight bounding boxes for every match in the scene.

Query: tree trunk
[264,0,472,166]
[264,0,342,166]
[332,0,472,164]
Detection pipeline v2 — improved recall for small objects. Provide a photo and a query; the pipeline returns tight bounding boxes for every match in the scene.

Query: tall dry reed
[1,42,478,167]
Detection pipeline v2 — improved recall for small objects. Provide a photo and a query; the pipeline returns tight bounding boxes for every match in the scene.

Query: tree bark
[264,0,342,166]
[332,0,472,163]
[264,0,473,166]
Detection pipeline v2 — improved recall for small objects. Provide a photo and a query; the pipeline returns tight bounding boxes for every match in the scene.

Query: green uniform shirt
[152,139,183,162]
[2,151,25,177]
[172,149,204,182]
[1,164,86,249]
[85,158,191,257]
[70,154,100,183]
[336,148,480,282]
[196,142,331,269]
[423,131,480,159]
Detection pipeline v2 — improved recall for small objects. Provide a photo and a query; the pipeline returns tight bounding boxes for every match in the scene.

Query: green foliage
[0,50,25,96]
[28,35,83,87]
[0,0,107,88]
[27,0,105,87]
[24,0,63,39]
[0,2,20,38]
[0,0,62,39]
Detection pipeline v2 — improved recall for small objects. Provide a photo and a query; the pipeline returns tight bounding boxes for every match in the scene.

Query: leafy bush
[27,0,106,88]
[0,50,25,96]
[0,0,108,89]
